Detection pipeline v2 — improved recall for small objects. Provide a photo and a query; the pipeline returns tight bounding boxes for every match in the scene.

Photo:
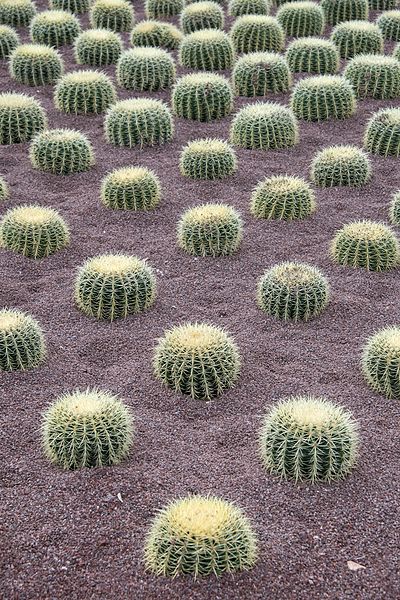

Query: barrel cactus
[228,0,270,16]
[30,10,81,47]
[55,70,116,114]
[321,0,369,26]
[42,389,133,469]
[311,145,371,187]
[0,0,36,27]
[291,75,356,121]
[331,20,383,59]
[180,138,237,180]
[50,0,89,13]
[0,308,45,372]
[153,322,240,400]
[0,92,46,144]
[230,101,299,149]
[233,52,292,96]
[251,175,316,220]
[30,129,94,175]
[369,0,396,7]
[75,254,156,321]
[117,47,176,91]
[0,25,18,58]
[180,1,223,34]
[10,43,63,86]
[395,42,400,60]
[105,98,173,147]
[377,10,400,41]
[362,327,400,399]
[389,190,400,225]
[179,29,234,71]
[331,220,400,271]
[0,204,69,258]
[277,2,325,38]
[260,395,358,482]
[131,20,183,49]
[145,495,257,577]
[146,0,183,18]
[230,15,285,54]
[286,37,340,74]
[172,73,233,121]
[364,107,400,157]
[0,175,9,200]
[90,0,134,32]
[101,166,161,210]
[344,54,400,99]
[74,28,123,66]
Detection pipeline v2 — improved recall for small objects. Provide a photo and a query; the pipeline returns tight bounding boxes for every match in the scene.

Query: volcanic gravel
[1,2,400,599]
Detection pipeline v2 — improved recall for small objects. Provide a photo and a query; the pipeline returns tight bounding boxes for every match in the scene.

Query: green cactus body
[230,101,299,149]
[286,37,339,74]
[321,0,368,26]
[230,15,285,53]
[233,52,292,96]
[362,327,400,398]
[0,0,36,27]
[389,190,400,225]
[30,10,81,47]
[369,0,396,8]
[277,1,325,38]
[180,138,237,180]
[42,389,133,469]
[10,43,63,86]
[117,47,176,91]
[154,322,241,400]
[331,20,383,59]
[90,0,134,32]
[364,107,400,156]
[30,129,94,175]
[331,220,400,271]
[144,495,257,577]
[55,70,116,114]
[74,29,123,66]
[291,74,356,121]
[260,396,358,482]
[0,24,18,58]
[172,73,233,121]
[228,0,270,17]
[0,92,46,144]
[344,54,400,99]
[131,20,183,49]
[0,205,69,258]
[0,308,45,371]
[145,0,183,18]
[394,42,400,60]
[311,145,371,187]
[179,29,234,71]
[101,166,161,210]
[105,98,173,147]
[180,1,223,34]
[50,0,89,13]
[251,175,315,220]
[377,10,400,41]
[0,175,9,200]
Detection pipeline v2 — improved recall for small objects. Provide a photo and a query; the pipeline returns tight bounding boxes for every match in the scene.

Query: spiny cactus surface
[0,308,45,371]
[0,175,9,200]
[230,15,285,54]
[55,70,116,114]
[291,74,356,121]
[145,0,183,18]
[30,129,94,175]
[0,0,36,27]
[30,10,81,47]
[277,2,325,38]
[117,47,176,91]
[0,92,46,144]
[331,20,383,59]
[101,166,161,210]
[172,73,233,121]
[377,10,400,41]
[362,327,400,398]
[179,29,234,71]
[180,1,224,34]
[251,175,316,220]
[364,107,400,156]
[228,0,270,17]
[321,0,369,26]
[286,37,339,74]
[311,145,371,187]
[389,190,400,225]
[50,0,89,13]
[90,0,134,32]
[10,43,63,86]
[230,101,299,149]
[74,28,122,66]
[131,20,183,49]
[180,138,237,180]
[233,52,292,96]
[0,24,18,58]
[344,54,400,99]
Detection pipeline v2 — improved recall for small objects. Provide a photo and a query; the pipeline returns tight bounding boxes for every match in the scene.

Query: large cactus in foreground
[10,43,63,86]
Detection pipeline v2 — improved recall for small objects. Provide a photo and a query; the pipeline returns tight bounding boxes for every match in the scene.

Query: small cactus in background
[144,495,257,577]
[228,0,270,17]
[55,70,116,114]
[389,190,400,225]
[117,47,176,91]
[257,261,329,321]
[50,0,89,13]
[74,28,123,66]
[10,43,63,86]
[394,42,400,60]
[377,10,400,41]
[131,20,183,49]
[230,102,299,149]
[179,29,234,71]
[42,389,133,469]
[0,92,46,144]
[0,175,9,200]
[251,175,316,220]
[291,75,356,121]
[172,73,233,121]
[230,15,285,54]
[364,107,400,157]
[0,204,69,258]
[145,0,183,18]
[101,166,161,210]
[362,327,400,398]
[0,308,45,371]
[0,0,36,27]
[75,253,156,321]
[180,138,237,180]
[286,37,339,74]
[178,203,243,256]
[277,2,325,38]
[369,0,396,8]
[233,52,292,96]
[260,395,358,482]
[153,322,241,400]
[344,54,400,99]
[90,0,134,32]
[311,145,371,187]
[331,20,383,59]
[105,98,173,147]
[0,24,18,59]
[30,10,81,47]
[331,220,400,271]
[321,0,369,26]
[180,1,224,34]
[30,129,94,175]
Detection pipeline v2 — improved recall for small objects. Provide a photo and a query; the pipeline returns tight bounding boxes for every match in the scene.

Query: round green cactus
[90,0,134,32]
[344,54,400,99]
[180,1,223,34]
[145,0,183,18]
[145,495,257,577]
[233,52,292,96]
[291,75,356,122]
[10,43,63,86]
[0,308,45,372]
[377,10,400,41]
[230,101,299,150]
[0,24,18,59]
[50,0,89,13]
[42,389,133,470]
[364,108,400,157]
[251,175,316,220]
[321,0,369,26]
[331,20,383,59]
[0,0,36,27]
[362,327,400,399]
[55,70,116,114]
[75,253,156,321]
[331,220,400,271]
[277,2,325,38]
[286,37,340,74]
[389,190,400,225]
[257,261,329,321]
[105,98,173,147]
[369,0,396,8]
[260,395,358,482]
[0,175,9,200]
[311,145,371,187]
[180,138,237,180]
[74,28,123,66]
[117,47,176,91]
[30,10,81,47]
[0,92,46,145]
[179,29,234,71]
[394,42,400,60]
[228,0,270,17]
[0,204,69,258]
[131,20,183,49]
[178,203,243,256]
[153,322,241,400]
[230,15,285,54]
[30,129,94,175]
[172,73,233,121]
[101,166,161,210]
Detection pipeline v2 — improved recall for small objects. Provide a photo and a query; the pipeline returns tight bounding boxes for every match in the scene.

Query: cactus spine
[277,2,325,38]
[145,0,184,18]
[233,52,292,96]
[377,10,400,42]
[230,15,285,54]
[362,327,400,399]
[50,0,89,13]
[0,24,18,58]
[311,145,371,187]
[30,10,81,47]
[179,29,234,71]
[74,29,122,66]
[344,54,400,100]
[364,107,400,157]
[30,129,94,175]
[251,175,316,220]
[117,47,176,91]
[180,1,224,34]
[0,0,36,27]
[55,70,116,114]
[331,20,383,59]
[172,73,233,121]
[101,166,161,211]
[90,0,134,32]
[321,0,369,26]
[228,0,270,17]
[10,43,63,86]
[180,138,237,180]
[291,75,356,121]
[286,37,339,74]
[0,92,46,144]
